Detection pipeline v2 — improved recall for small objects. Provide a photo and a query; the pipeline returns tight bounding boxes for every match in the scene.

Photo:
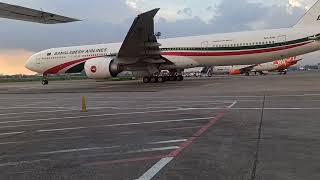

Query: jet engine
[84,57,121,79]
[229,69,242,75]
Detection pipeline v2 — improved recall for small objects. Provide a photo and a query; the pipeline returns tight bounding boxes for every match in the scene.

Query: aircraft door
[277,35,287,58]
[201,41,209,52]
[277,35,286,45]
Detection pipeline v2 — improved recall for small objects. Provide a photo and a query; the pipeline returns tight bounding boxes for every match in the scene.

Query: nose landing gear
[41,75,48,85]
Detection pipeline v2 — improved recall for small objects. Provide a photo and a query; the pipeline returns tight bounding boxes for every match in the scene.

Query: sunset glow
[0,49,35,75]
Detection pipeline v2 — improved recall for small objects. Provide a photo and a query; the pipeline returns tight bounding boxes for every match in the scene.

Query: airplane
[25,0,320,85]
[210,57,301,76]
[0,2,79,24]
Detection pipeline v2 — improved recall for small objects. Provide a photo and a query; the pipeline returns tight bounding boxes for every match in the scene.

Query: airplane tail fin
[293,0,320,28]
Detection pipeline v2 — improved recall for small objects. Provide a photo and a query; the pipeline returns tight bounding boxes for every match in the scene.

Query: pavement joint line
[35,117,215,133]
[250,94,266,180]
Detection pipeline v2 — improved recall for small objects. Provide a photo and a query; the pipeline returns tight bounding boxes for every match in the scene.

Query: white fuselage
[25,27,320,75]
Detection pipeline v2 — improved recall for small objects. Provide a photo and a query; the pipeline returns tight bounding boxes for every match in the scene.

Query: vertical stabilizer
[294,0,320,28]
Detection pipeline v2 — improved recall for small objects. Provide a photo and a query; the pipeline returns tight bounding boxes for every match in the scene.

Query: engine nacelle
[84,57,120,79]
[229,69,242,75]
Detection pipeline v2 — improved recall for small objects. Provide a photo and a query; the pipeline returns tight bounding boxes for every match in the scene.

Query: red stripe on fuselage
[44,57,99,75]
[161,41,312,56]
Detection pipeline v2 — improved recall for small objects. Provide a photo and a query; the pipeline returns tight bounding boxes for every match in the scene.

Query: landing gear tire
[157,76,165,83]
[42,79,48,85]
[150,77,158,83]
[169,76,177,81]
[143,76,151,83]
[245,72,250,76]
[177,75,184,81]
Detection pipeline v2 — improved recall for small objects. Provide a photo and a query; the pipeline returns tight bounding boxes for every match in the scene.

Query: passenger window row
[161,41,277,51]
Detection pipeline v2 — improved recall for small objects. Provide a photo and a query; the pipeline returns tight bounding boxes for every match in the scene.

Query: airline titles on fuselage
[264,36,276,40]
[52,48,108,56]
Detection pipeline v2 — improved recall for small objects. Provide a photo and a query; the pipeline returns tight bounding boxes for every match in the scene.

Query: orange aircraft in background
[210,57,301,76]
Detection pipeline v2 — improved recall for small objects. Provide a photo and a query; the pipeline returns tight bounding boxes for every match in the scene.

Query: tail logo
[317,15,320,20]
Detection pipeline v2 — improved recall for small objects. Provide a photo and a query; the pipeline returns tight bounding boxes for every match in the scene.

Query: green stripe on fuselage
[160,36,311,52]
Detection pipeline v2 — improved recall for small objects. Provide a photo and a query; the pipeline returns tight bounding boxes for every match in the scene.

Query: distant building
[318,63,320,69]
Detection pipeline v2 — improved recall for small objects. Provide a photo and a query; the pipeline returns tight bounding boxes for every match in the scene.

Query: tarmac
[0,71,319,180]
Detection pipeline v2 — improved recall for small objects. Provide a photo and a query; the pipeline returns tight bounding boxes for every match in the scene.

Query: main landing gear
[41,75,48,85]
[143,75,184,83]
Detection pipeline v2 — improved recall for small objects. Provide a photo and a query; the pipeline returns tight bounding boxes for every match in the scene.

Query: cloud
[0,49,35,75]
[0,0,308,51]
[177,8,193,17]
[0,0,318,75]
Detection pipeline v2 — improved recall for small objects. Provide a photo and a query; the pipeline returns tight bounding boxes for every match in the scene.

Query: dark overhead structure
[0,2,79,24]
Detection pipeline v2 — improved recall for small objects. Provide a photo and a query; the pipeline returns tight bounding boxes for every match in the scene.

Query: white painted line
[37,127,86,132]
[228,101,238,108]
[0,131,25,136]
[0,107,74,110]
[38,146,120,155]
[157,100,234,103]
[36,117,214,133]
[149,139,187,145]
[136,157,174,180]
[0,122,67,129]
[0,147,178,167]
[130,146,179,154]
[0,112,193,130]
[0,136,85,145]
[0,159,50,167]
[0,109,191,125]
[0,109,77,117]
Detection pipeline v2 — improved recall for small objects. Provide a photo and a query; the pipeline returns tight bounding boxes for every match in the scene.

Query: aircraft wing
[0,2,79,24]
[236,65,257,73]
[117,8,168,64]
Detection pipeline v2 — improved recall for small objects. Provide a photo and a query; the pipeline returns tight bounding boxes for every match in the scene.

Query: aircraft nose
[25,55,36,71]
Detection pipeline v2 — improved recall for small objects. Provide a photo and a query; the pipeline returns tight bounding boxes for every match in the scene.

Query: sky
[0,0,319,75]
